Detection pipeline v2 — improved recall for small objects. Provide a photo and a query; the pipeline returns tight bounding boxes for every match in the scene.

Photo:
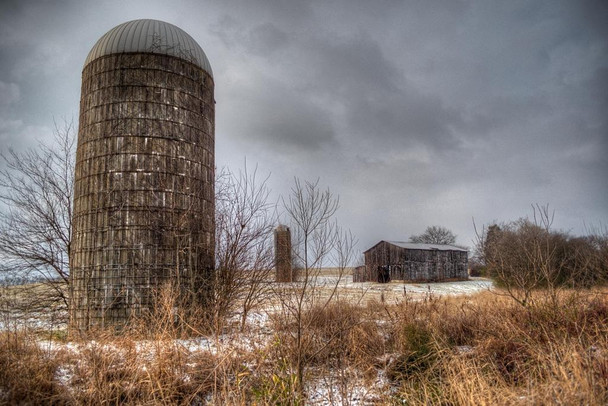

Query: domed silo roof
[84,19,213,77]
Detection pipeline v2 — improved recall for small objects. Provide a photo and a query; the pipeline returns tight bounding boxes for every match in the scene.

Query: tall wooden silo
[70,19,215,331]
[274,225,293,282]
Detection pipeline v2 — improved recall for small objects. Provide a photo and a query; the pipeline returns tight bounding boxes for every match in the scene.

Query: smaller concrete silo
[274,225,293,282]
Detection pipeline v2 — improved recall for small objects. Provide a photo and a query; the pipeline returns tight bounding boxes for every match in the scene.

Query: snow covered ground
[306,275,493,305]
[2,274,494,404]
[321,275,492,294]
[0,275,493,332]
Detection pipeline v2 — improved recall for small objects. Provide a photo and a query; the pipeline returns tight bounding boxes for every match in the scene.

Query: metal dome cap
[84,19,213,77]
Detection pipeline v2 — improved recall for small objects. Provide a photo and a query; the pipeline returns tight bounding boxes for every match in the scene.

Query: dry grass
[383,290,608,405]
[0,287,607,404]
[0,329,67,404]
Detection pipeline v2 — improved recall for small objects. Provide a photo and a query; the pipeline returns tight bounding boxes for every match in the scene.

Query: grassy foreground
[1,289,607,405]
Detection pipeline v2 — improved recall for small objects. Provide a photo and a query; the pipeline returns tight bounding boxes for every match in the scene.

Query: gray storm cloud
[0,0,606,250]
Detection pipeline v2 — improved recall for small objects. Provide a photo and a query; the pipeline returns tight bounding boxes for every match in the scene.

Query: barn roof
[364,240,468,253]
[84,19,213,77]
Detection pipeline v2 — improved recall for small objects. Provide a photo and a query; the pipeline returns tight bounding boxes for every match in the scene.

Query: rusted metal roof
[84,19,213,77]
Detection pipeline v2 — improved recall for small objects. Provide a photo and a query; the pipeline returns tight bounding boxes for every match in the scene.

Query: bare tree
[410,225,457,245]
[213,164,277,331]
[276,178,357,397]
[582,222,608,285]
[0,119,75,308]
[474,204,606,307]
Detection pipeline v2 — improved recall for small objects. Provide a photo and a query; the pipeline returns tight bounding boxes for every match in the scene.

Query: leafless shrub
[273,178,357,396]
[475,205,608,307]
[213,163,277,332]
[0,119,74,314]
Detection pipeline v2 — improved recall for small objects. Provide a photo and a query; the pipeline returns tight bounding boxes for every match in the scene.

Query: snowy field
[303,274,493,305]
[2,275,494,405]
[0,275,493,331]
[320,275,493,295]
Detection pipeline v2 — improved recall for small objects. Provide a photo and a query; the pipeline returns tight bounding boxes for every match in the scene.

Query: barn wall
[352,266,367,282]
[70,53,215,330]
[363,242,468,282]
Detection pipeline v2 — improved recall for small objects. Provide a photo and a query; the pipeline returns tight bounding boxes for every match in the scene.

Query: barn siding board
[361,241,468,283]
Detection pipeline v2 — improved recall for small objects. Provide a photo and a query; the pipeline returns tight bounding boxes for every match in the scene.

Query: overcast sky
[1,0,606,252]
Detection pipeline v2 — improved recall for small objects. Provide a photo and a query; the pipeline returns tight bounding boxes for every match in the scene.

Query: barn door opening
[377,265,390,283]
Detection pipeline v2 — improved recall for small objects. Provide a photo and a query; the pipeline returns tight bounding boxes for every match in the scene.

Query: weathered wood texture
[352,266,367,282]
[274,225,293,282]
[70,53,215,330]
[357,241,468,282]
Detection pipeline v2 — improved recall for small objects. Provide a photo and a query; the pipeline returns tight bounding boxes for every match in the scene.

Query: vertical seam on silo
[185,32,192,64]
[186,33,198,67]
[165,23,173,56]
[97,29,112,65]
[141,19,152,53]
[158,21,165,55]
[110,22,125,57]
[120,21,131,53]
[129,19,142,52]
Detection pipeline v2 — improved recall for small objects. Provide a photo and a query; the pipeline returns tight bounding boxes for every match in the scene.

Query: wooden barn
[354,241,468,283]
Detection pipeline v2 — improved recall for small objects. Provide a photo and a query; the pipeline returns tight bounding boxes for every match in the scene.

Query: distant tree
[474,204,608,307]
[410,225,457,245]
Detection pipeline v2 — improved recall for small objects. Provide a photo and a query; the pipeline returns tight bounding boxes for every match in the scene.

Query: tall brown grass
[1,288,607,404]
[0,329,67,404]
[385,290,608,405]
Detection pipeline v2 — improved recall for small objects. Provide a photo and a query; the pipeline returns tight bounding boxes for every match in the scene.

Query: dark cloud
[577,0,608,38]
[345,88,462,153]
[219,70,336,153]
[586,67,608,120]
[0,0,606,250]
[301,33,400,95]
[247,23,290,55]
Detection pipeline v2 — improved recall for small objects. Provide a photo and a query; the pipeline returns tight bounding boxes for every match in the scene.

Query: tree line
[474,204,608,306]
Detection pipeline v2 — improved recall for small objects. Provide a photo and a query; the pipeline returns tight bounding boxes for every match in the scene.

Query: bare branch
[213,163,277,331]
[276,177,356,395]
[0,119,75,309]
